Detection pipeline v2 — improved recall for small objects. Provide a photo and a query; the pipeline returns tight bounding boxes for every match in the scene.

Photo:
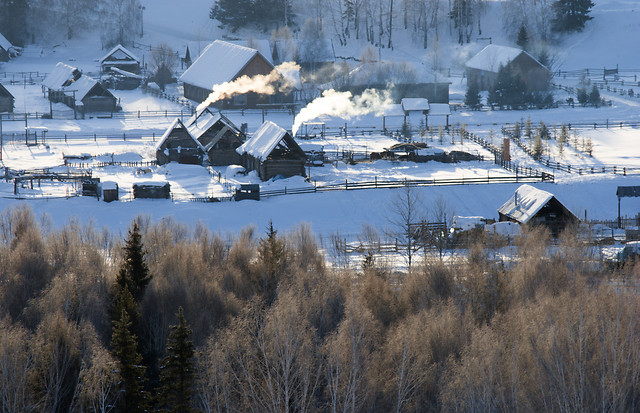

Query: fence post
[123,133,126,141]
[345,179,348,189]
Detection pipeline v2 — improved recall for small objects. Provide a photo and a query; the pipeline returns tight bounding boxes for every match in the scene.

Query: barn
[179,40,276,108]
[99,44,141,74]
[43,63,118,115]
[0,83,14,113]
[156,108,245,166]
[498,184,578,236]
[466,44,550,91]
[236,121,307,181]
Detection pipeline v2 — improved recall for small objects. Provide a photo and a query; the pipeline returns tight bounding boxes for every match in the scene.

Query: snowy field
[0,0,638,242]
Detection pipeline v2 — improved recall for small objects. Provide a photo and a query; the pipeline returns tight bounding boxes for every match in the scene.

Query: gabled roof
[183,107,243,150]
[42,62,112,103]
[157,118,207,153]
[466,44,544,73]
[179,40,274,90]
[42,62,82,90]
[237,121,300,161]
[498,184,556,224]
[0,33,13,51]
[402,98,430,112]
[0,83,13,99]
[100,44,140,65]
[230,39,274,65]
[428,103,451,116]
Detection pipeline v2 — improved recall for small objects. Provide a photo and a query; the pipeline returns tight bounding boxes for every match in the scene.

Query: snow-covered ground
[0,0,637,243]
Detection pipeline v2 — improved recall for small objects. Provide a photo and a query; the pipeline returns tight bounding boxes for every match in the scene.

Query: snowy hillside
[0,0,638,243]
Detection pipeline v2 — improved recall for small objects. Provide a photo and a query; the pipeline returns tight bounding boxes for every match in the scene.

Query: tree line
[210,0,594,51]
[0,204,637,412]
[0,0,142,47]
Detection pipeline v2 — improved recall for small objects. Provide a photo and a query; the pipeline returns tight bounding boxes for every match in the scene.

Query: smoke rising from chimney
[292,88,392,136]
[196,61,301,112]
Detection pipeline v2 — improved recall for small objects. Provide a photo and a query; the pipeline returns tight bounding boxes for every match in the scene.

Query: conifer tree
[157,307,195,413]
[516,25,529,50]
[257,221,287,305]
[111,305,148,413]
[552,0,594,33]
[465,81,481,109]
[116,222,151,303]
[589,85,601,107]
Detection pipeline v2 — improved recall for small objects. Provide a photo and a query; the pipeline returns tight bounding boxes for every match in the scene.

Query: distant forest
[0,0,593,52]
[0,0,142,47]
[0,204,638,412]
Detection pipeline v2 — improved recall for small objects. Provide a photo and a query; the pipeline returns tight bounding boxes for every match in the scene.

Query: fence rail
[260,174,551,198]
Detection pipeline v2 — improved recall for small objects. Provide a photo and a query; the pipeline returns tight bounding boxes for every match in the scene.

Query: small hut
[102,181,119,202]
[43,63,118,114]
[133,182,171,199]
[466,44,550,91]
[498,184,577,236]
[0,33,19,62]
[0,83,14,113]
[156,108,245,166]
[236,121,307,181]
[99,44,141,74]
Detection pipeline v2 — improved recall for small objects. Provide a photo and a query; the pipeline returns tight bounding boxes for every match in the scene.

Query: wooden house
[236,121,307,181]
[42,63,118,115]
[0,33,18,62]
[179,40,275,108]
[156,108,245,166]
[0,83,14,113]
[466,44,550,91]
[498,184,578,236]
[99,44,141,74]
[133,182,171,199]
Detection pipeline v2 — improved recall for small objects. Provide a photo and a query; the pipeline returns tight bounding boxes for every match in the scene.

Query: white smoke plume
[196,61,302,112]
[292,89,393,137]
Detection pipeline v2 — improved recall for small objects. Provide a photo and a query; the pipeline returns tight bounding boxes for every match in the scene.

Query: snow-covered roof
[102,181,118,191]
[42,62,106,103]
[466,44,542,72]
[498,184,555,224]
[0,82,13,98]
[111,67,144,79]
[383,104,404,117]
[180,40,273,90]
[185,108,223,141]
[236,121,288,160]
[401,98,429,112]
[230,39,274,65]
[99,44,140,64]
[429,103,451,116]
[42,62,80,90]
[157,118,207,153]
[0,33,12,51]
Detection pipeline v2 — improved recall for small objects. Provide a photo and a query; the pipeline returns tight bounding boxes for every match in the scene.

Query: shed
[156,108,245,166]
[235,184,260,201]
[99,44,141,74]
[0,83,14,113]
[236,121,307,181]
[466,44,550,91]
[616,186,640,228]
[43,63,117,114]
[0,33,19,62]
[102,181,119,202]
[179,40,276,108]
[427,103,451,129]
[133,182,171,199]
[498,184,578,236]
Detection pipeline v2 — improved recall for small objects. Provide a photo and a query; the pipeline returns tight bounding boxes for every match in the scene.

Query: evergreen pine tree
[589,85,601,107]
[111,305,149,413]
[577,88,589,105]
[516,25,529,50]
[552,0,594,32]
[533,135,543,159]
[465,81,481,109]
[257,221,287,305]
[116,222,151,303]
[210,0,254,32]
[157,307,195,413]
